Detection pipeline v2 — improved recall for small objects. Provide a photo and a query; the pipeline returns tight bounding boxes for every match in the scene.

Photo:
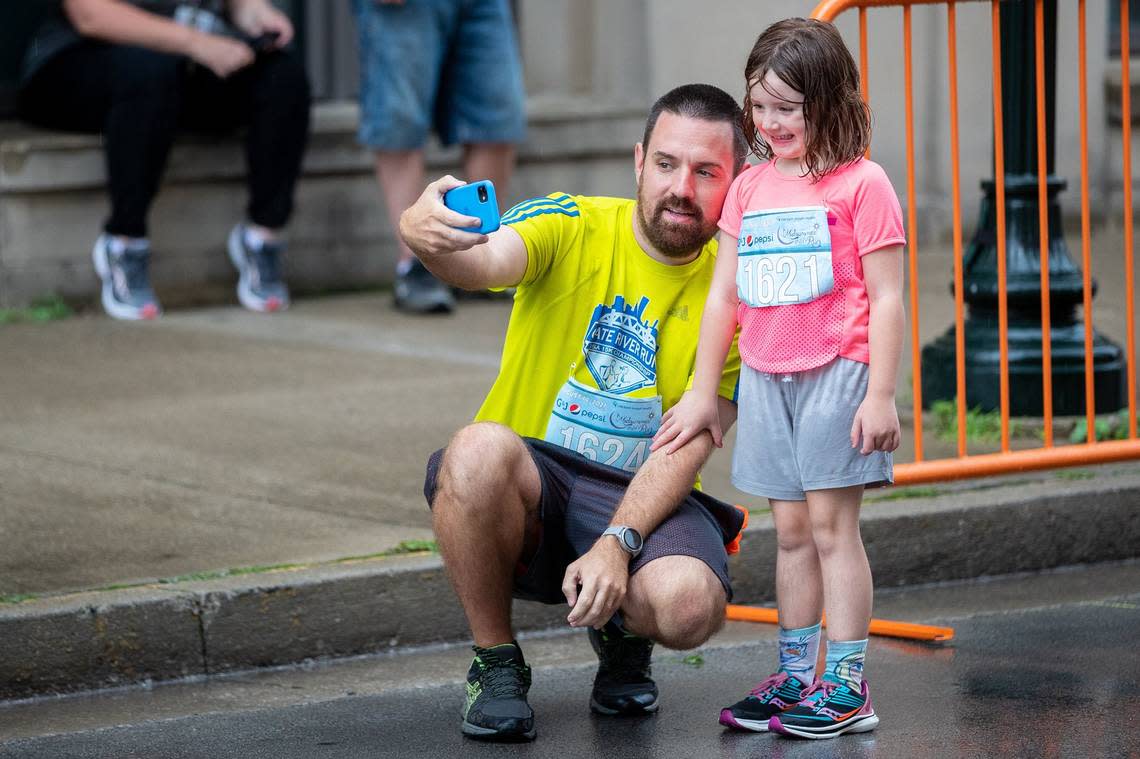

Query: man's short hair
[641,84,748,172]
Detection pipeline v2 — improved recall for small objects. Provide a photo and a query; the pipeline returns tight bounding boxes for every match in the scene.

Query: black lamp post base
[920,319,1127,416]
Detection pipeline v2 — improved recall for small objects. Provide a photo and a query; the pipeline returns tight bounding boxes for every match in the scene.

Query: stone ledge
[0,98,647,194]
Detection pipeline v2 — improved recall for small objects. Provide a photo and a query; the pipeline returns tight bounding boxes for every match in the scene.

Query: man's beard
[635,187,718,259]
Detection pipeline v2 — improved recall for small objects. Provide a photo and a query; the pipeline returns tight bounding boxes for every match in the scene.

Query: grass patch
[0,593,37,605]
[1069,411,1137,443]
[1096,600,1138,610]
[865,486,945,503]
[337,540,441,562]
[1055,469,1095,481]
[158,562,306,584]
[0,295,72,325]
[929,400,1016,443]
[157,542,439,584]
[382,539,439,555]
[681,653,705,668]
[153,543,440,585]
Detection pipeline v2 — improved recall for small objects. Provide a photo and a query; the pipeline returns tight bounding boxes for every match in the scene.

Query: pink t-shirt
[718,158,905,373]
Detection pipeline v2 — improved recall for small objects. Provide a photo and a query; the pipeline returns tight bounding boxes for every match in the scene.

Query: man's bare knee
[628,557,726,650]
[434,422,538,520]
[658,579,726,649]
[439,423,522,491]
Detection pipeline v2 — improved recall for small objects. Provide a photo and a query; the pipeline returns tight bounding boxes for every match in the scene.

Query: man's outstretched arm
[563,397,738,628]
[398,175,527,291]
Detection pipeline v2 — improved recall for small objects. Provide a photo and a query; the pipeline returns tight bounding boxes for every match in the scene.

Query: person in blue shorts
[351,0,527,314]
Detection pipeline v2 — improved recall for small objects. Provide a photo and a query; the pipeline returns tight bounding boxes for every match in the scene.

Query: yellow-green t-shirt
[475,193,740,473]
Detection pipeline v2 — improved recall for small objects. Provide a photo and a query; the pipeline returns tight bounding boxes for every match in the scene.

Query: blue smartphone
[443,180,501,235]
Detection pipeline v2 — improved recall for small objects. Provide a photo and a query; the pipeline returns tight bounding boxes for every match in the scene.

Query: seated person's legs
[20,43,184,320]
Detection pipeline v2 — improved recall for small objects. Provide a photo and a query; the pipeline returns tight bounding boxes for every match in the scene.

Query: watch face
[623,529,644,552]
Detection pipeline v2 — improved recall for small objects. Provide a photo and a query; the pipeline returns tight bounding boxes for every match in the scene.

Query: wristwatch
[602,526,644,557]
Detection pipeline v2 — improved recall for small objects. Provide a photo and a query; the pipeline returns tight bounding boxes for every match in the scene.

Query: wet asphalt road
[3,578,1138,759]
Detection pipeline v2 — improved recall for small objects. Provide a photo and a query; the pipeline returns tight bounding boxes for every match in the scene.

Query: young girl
[652,18,905,740]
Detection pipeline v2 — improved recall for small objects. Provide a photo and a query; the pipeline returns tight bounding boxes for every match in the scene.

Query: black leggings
[18,41,311,238]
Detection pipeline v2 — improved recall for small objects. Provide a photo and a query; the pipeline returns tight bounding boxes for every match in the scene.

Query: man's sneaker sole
[589,695,659,716]
[718,709,770,732]
[461,720,536,742]
[768,711,879,739]
[92,237,160,321]
[227,226,288,313]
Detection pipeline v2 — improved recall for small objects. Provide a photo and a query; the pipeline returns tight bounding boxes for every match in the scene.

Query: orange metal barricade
[808,0,1140,484]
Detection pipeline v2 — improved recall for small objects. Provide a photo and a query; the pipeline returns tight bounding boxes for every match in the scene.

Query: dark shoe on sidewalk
[461,642,536,742]
[587,620,659,715]
[394,259,455,314]
[91,234,161,321]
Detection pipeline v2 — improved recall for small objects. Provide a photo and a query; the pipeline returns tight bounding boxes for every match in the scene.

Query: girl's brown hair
[743,17,871,179]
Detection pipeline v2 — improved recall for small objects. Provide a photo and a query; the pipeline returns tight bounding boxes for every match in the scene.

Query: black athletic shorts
[424,437,746,605]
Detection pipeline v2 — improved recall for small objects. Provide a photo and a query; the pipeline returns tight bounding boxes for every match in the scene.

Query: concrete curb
[3,471,1138,700]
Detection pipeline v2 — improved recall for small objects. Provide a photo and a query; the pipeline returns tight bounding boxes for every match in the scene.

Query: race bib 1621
[736,205,834,307]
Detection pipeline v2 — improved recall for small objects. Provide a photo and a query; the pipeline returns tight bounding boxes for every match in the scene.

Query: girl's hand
[651,391,722,454]
[188,31,255,77]
[850,393,901,454]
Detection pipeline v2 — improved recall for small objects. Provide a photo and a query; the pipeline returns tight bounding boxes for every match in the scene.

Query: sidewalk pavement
[2,270,1139,698]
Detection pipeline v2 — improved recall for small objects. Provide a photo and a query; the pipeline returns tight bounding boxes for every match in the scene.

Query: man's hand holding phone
[443,180,500,235]
[398,176,494,259]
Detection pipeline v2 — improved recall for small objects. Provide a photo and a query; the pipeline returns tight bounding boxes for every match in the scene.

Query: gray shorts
[732,357,893,501]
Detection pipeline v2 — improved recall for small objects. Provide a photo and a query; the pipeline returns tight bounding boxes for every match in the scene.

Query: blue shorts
[351,0,527,149]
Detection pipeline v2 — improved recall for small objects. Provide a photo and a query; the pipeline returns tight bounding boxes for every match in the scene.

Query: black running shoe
[719,671,811,732]
[587,621,658,715]
[461,642,536,742]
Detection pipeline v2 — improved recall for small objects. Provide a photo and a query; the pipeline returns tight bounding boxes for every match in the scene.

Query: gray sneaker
[227,224,290,313]
[91,234,161,320]
[394,259,455,314]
